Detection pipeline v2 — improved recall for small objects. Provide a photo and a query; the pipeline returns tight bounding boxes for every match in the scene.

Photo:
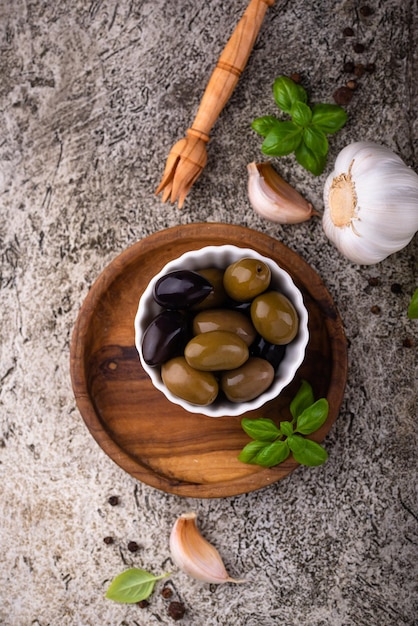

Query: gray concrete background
[1,0,417,624]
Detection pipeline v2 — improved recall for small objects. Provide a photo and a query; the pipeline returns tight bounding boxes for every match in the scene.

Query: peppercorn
[161,586,173,599]
[365,62,376,73]
[402,337,414,348]
[127,541,140,552]
[370,305,381,315]
[333,86,354,105]
[354,64,365,77]
[108,496,119,506]
[289,72,302,84]
[390,283,402,294]
[103,536,114,545]
[360,5,374,17]
[343,26,354,37]
[368,277,380,287]
[168,601,186,621]
[343,61,355,73]
[138,599,150,609]
[346,79,358,90]
[353,42,366,53]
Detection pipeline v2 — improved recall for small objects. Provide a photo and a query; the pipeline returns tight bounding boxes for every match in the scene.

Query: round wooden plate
[70,223,347,498]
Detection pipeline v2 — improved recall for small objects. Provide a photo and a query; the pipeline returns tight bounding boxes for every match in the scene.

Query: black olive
[225,298,252,315]
[142,310,190,366]
[250,335,287,371]
[153,270,213,309]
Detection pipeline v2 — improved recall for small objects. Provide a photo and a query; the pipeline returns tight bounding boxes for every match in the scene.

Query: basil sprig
[238,380,329,468]
[105,568,170,604]
[252,76,348,175]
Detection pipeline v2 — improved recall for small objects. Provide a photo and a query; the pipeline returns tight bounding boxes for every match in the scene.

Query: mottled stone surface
[1,0,417,624]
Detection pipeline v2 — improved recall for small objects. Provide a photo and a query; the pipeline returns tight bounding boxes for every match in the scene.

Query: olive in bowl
[134,245,309,418]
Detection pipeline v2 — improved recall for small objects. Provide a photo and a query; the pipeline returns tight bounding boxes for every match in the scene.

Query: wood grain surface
[70,223,348,498]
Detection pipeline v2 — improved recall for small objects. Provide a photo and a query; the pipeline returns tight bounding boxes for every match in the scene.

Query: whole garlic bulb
[322,142,418,264]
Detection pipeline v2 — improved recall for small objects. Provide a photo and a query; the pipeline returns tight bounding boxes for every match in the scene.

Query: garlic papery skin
[169,512,245,584]
[247,161,317,224]
[323,142,418,264]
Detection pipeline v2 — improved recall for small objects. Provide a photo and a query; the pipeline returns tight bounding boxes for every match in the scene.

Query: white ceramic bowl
[134,245,309,417]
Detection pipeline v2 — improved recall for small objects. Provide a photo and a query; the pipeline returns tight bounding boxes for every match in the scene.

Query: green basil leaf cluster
[105,568,170,604]
[251,76,348,175]
[238,380,329,468]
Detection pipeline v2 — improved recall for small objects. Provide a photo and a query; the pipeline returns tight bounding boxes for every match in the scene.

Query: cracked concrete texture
[0,0,417,624]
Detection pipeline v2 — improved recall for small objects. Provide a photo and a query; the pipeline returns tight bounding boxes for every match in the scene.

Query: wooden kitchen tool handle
[189,0,275,142]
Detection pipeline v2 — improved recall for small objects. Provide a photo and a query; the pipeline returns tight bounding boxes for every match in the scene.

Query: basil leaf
[251,115,281,137]
[254,440,290,467]
[295,141,327,175]
[290,101,312,127]
[311,103,348,134]
[296,398,329,435]
[279,421,294,437]
[288,435,328,466]
[238,440,270,464]
[241,417,281,441]
[262,121,303,156]
[273,76,307,113]
[407,287,418,319]
[287,434,306,454]
[303,126,329,157]
[105,569,170,604]
[290,380,315,420]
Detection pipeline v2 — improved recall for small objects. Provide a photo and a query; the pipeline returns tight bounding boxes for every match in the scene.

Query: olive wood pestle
[155,0,275,208]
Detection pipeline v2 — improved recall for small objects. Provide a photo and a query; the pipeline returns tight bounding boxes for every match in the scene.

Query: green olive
[184,330,249,371]
[161,357,219,405]
[192,309,257,346]
[221,357,275,402]
[193,268,227,310]
[250,291,299,345]
[223,258,271,302]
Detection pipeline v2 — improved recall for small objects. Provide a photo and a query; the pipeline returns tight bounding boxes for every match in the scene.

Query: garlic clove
[169,512,246,584]
[247,161,317,224]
